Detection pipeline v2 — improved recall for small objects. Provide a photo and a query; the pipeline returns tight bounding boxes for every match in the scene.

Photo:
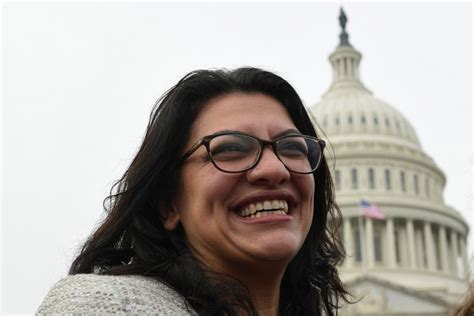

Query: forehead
[189,93,296,139]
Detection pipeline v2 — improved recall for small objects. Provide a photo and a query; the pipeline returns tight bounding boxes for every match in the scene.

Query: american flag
[359,199,385,220]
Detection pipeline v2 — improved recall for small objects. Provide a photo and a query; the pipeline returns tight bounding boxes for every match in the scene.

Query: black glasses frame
[180,131,326,174]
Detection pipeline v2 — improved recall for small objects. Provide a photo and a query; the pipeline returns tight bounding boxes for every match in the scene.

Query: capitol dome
[310,8,469,315]
[313,81,422,148]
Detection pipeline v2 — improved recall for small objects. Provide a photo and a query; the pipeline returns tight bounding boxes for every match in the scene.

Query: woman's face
[168,93,314,272]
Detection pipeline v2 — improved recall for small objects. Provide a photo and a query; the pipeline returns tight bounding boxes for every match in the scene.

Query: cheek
[198,173,241,204]
[295,174,315,203]
[295,175,315,229]
[176,170,240,219]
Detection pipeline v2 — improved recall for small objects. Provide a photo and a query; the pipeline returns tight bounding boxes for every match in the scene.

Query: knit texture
[37,274,196,315]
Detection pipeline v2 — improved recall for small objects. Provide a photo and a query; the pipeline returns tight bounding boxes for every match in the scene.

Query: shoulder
[37,274,196,315]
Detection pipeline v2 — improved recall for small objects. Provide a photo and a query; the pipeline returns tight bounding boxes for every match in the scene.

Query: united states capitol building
[310,9,470,315]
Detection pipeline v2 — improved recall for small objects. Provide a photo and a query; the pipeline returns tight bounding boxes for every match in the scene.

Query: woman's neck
[248,276,281,316]
[198,253,288,315]
[228,263,286,316]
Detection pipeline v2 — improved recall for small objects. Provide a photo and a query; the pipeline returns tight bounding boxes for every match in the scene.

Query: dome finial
[324,7,371,95]
[338,7,351,47]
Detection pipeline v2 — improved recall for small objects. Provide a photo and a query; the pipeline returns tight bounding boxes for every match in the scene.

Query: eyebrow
[273,129,302,138]
[210,129,302,139]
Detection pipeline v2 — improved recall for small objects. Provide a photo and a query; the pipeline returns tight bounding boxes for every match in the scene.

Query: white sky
[2,2,472,314]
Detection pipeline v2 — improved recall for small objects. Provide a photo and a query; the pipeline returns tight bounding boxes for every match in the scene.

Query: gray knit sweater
[37,274,196,315]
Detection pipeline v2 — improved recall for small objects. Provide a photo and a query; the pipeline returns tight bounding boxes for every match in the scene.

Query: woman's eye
[212,143,247,155]
[278,141,308,156]
[210,142,255,162]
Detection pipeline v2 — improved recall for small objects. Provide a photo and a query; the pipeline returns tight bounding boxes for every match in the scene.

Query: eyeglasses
[180,131,325,174]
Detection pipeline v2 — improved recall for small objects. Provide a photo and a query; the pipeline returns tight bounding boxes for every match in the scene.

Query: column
[415,229,425,268]
[406,219,417,269]
[343,218,354,268]
[459,236,469,279]
[366,218,375,268]
[386,217,396,268]
[424,222,436,271]
[450,230,459,276]
[398,227,408,267]
[438,226,449,273]
[343,57,347,78]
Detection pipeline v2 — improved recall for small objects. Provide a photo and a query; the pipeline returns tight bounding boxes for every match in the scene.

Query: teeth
[238,200,289,217]
[263,201,272,210]
[249,203,256,214]
[272,200,280,209]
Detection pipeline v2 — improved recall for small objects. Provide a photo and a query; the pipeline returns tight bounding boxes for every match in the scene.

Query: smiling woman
[37,67,349,315]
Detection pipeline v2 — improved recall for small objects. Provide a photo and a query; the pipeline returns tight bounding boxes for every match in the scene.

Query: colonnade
[342,217,469,279]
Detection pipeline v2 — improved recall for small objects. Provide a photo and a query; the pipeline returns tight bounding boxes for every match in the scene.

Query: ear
[159,200,181,231]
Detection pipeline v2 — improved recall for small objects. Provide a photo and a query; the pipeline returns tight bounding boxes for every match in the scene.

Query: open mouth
[237,200,289,218]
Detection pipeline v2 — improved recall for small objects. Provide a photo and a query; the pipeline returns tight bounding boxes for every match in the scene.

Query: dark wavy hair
[70,67,349,315]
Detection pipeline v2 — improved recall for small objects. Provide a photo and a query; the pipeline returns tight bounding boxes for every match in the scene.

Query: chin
[250,236,303,263]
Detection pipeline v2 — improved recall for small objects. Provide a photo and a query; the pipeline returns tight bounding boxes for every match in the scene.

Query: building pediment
[340,275,450,315]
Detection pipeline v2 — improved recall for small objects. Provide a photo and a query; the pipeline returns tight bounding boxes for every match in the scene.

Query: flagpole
[358,199,384,275]
[358,201,367,275]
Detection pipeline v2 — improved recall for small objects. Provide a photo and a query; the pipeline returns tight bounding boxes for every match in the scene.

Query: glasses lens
[209,134,260,172]
[276,136,322,173]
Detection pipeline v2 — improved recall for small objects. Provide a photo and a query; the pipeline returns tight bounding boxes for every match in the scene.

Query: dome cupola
[326,8,370,94]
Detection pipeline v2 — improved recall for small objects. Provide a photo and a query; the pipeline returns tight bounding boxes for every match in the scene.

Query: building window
[348,115,353,125]
[335,169,341,191]
[351,168,358,190]
[373,115,379,125]
[385,117,391,128]
[394,229,401,264]
[425,178,430,197]
[400,171,406,192]
[335,115,340,126]
[368,168,375,189]
[385,169,391,190]
[374,229,383,262]
[395,120,401,132]
[354,228,362,262]
[361,115,366,124]
[434,228,441,270]
[414,174,419,195]
[416,228,427,268]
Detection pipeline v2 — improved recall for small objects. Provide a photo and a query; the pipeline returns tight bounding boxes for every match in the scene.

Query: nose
[246,146,291,186]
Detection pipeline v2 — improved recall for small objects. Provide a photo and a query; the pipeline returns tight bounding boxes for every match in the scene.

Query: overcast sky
[2,2,472,314]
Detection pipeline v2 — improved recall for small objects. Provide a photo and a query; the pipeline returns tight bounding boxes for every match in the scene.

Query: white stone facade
[310,15,469,315]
